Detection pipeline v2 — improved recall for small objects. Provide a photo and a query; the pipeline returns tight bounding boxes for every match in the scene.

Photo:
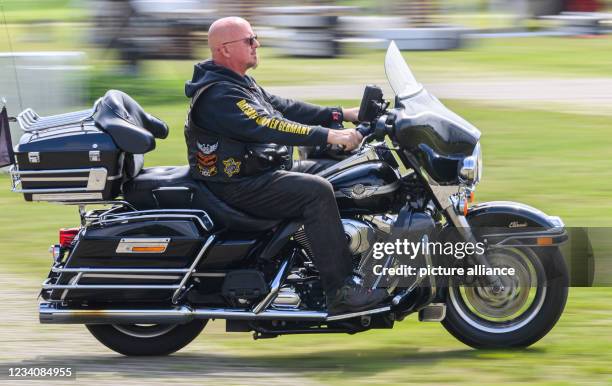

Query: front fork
[443,206,504,288]
[430,184,504,289]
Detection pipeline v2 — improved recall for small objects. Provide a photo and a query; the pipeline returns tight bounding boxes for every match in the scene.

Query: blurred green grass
[192,286,612,385]
[0,0,85,23]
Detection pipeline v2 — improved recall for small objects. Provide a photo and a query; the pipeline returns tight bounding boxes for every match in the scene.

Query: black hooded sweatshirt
[184,60,339,181]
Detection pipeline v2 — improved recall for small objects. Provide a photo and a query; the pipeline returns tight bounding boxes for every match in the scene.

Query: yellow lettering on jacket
[236,99,311,136]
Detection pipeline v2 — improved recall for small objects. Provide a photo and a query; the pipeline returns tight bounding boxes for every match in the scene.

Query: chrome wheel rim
[112,324,177,338]
[449,247,547,334]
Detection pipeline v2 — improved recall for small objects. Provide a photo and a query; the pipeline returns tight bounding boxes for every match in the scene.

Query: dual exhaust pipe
[39,303,390,324]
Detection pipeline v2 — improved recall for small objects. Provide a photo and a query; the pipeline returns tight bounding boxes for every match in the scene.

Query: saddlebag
[42,208,215,304]
[10,108,123,202]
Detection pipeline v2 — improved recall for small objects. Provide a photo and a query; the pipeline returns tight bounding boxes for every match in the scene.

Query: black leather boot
[326,276,389,316]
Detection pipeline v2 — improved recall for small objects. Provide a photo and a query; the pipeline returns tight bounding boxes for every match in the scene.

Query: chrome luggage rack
[17,108,95,133]
[94,208,214,232]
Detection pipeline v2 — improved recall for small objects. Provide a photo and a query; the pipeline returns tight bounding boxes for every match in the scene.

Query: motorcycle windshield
[384,41,481,140]
[384,41,423,98]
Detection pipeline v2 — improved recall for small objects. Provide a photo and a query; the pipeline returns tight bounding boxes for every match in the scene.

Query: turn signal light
[463,200,469,216]
[59,228,80,248]
[468,191,475,203]
[537,237,553,246]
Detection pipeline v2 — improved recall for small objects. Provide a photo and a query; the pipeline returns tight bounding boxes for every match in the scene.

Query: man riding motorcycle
[184,16,388,315]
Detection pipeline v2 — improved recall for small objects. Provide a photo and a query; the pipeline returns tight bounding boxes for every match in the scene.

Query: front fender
[466,201,593,286]
[465,201,567,248]
[466,201,563,229]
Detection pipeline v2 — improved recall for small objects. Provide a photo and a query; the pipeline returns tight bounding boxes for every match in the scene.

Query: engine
[343,215,398,287]
[342,215,396,256]
[282,216,397,311]
[342,219,375,255]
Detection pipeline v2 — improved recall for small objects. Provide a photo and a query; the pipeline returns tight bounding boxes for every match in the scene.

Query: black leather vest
[184,85,291,182]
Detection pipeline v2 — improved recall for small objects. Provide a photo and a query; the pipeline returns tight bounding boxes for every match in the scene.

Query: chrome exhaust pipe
[39,303,194,324]
[39,302,328,324]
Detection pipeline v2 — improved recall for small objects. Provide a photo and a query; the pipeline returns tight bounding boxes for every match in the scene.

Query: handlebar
[328,112,393,154]
[355,113,393,148]
[355,122,372,138]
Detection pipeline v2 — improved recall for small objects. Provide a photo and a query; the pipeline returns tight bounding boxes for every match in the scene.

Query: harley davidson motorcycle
[6,42,568,356]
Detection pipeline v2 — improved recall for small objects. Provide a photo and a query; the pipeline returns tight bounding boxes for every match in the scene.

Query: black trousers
[206,159,353,294]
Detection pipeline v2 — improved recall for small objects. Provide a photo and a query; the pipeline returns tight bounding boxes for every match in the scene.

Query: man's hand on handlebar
[341,107,360,123]
[327,128,363,151]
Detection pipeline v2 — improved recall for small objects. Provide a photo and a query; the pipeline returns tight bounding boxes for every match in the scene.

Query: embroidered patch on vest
[197,141,218,154]
[223,158,241,177]
[197,153,217,177]
[198,165,217,177]
[196,141,219,177]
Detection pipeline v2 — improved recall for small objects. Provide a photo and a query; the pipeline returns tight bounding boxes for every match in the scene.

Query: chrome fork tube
[444,207,502,287]
[426,175,501,287]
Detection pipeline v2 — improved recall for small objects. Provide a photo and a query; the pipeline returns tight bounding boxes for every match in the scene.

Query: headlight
[459,142,482,185]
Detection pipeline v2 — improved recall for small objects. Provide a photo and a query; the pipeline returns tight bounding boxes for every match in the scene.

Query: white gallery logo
[372,239,486,260]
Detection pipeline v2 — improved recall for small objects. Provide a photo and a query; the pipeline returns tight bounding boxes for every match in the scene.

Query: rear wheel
[442,246,568,348]
[86,320,207,356]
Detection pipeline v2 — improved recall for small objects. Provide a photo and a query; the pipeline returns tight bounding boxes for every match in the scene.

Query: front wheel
[86,320,207,356]
[442,246,568,349]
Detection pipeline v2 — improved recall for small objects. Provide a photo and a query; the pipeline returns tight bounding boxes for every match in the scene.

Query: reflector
[59,228,79,248]
[132,246,166,253]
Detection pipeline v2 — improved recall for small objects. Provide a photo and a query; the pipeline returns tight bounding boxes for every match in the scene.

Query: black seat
[93,90,169,154]
[123,166,282,232]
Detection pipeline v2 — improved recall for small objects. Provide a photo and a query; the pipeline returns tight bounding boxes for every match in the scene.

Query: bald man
[184,17,387,315]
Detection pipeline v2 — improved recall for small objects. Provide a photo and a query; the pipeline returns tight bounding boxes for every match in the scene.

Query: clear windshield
[384,41,481,139]
[384,41,423,97]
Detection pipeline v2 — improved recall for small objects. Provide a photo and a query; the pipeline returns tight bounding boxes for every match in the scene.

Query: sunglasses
[222,35,258,47]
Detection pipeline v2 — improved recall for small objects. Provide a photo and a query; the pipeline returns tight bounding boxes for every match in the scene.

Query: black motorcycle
[6,42,568,356]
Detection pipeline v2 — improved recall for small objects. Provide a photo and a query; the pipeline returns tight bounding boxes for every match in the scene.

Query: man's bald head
[208,17,250,51]
[207,16,259,76]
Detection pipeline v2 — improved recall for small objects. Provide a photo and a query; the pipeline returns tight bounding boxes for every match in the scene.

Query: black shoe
[326,276,389,316]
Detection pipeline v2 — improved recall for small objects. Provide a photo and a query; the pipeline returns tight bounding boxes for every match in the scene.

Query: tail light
[59,228,80,248]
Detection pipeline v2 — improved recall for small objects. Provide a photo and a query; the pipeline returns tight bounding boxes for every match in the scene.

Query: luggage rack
[94,209,215,232]
[17,107,95,133]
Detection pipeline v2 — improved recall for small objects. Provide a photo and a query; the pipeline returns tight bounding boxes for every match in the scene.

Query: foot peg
[418,303,446,322]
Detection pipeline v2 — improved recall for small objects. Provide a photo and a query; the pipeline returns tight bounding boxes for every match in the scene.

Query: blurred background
[1,0,612,116]
[0,1,611,385]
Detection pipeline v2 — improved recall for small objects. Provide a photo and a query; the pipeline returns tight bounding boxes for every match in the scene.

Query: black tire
[442,246,568,349]
[86,320,207,356]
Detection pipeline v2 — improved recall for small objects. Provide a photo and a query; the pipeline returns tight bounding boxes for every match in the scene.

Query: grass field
[194,285,612,385]
[1,8,611,383]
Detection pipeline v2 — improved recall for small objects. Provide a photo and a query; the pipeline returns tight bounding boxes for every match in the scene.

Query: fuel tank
[328,161,400,214]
